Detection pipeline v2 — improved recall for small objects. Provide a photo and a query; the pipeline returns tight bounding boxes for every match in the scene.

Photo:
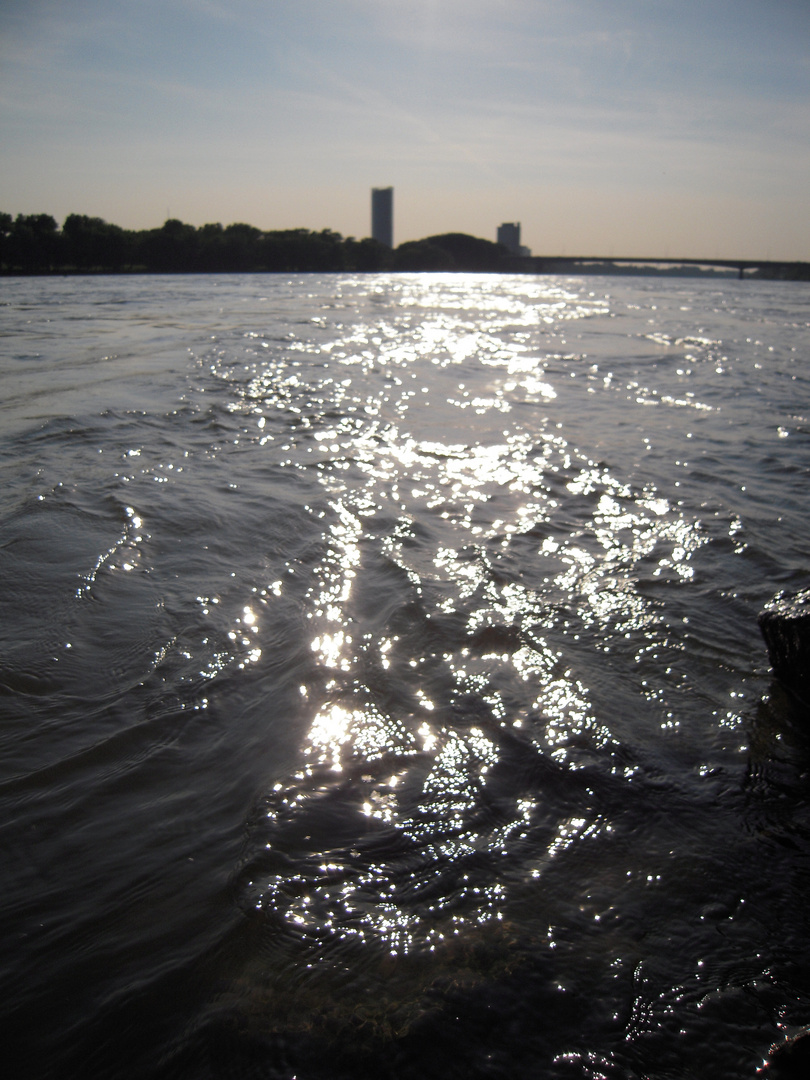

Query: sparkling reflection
[223,275,720,1002]
[4,271,795,1076]
[77,503,148,597]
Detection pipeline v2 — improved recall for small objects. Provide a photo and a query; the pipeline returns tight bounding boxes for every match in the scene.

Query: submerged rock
[758,589,810,705]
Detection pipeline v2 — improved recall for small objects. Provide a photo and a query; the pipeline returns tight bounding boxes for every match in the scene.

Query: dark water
[1,272,809,1079]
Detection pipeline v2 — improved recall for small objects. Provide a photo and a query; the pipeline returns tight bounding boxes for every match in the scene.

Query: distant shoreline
[3,263,809,281]
[2,212,807,280]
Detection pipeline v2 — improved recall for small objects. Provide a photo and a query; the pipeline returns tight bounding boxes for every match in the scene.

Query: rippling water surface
[1,273,809,1079]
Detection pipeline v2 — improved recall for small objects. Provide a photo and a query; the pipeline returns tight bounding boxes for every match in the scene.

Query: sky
[1,0,808,259]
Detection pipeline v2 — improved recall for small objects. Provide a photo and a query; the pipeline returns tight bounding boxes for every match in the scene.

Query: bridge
[512,255,809,281]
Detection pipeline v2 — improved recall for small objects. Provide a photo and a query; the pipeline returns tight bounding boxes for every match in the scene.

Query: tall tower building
[371,187,394,248]
[497,222,521,256]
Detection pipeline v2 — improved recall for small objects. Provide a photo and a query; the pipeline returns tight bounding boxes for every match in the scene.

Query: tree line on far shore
[5,212,806,279]
[0,212,514,275]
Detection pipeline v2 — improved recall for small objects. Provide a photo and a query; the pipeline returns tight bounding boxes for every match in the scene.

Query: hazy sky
[1,0,808,258]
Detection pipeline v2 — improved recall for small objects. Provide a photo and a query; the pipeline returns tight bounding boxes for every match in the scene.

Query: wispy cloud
[0,0,807,256]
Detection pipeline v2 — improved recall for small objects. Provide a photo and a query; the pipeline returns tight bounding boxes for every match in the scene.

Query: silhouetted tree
[62,214,130,270]
[391,233,512,272]
[394,239,457,271]
[7,213,60,272]
[258,228,348,272]
[344,236,393,271]
[196,223,225,271]
[219,223,260,270]
[138,218,199,271]
[0,212,12,270]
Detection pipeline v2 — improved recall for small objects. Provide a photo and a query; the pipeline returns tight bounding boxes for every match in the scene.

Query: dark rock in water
[758,589,810,705]
[760,1028,810,1078]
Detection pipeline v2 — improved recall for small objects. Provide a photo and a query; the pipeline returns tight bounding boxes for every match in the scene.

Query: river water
[1,272,809,1079]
